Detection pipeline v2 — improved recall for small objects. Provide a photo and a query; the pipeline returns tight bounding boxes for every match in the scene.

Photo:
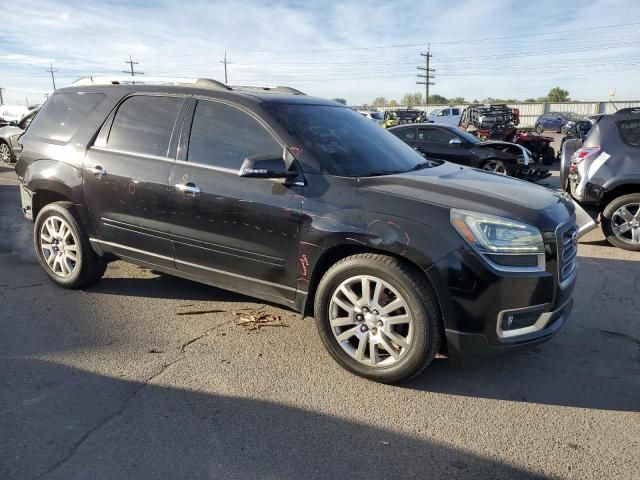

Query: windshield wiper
[361,169,405,177]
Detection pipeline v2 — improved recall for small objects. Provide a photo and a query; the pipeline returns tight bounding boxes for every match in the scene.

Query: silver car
[0,109,38,164]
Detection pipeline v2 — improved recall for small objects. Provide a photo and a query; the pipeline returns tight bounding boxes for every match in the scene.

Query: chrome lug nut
[371,328,378,335]
[360,325,368,332]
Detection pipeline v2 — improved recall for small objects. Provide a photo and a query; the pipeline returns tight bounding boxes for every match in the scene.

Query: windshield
[267,104,438,176]
[563,112,583,120]
[454,128,482,145]
[370,112,383,120]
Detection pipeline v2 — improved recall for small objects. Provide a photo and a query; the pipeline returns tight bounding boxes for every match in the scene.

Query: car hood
[0,125,24,138]
[358,162,574,230]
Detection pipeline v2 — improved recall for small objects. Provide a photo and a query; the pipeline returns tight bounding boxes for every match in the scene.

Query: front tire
[535,123,543,134]
[314,253,441,383]
[0,141,14,164]
[481,159,508,175]
[34,202,107,288]
[601,194,640,251]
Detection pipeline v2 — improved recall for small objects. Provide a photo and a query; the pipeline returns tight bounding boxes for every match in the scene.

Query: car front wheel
[314,253,441,383]
[601,194,640,251]
[535,123,544,134]
[0,142,14,164]
[34,202,107,288]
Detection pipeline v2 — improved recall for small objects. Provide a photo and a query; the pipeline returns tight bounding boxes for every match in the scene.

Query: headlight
[450,209,544,254]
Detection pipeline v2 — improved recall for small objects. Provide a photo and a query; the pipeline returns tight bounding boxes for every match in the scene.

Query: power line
[417,45,435,105]
[45,62,58,90]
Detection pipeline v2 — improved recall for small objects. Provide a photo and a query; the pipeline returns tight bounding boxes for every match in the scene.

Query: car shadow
[402,255,640,413]
[0,358,539,480]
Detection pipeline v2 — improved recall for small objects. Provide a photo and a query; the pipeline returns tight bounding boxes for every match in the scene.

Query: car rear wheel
[482,159,508,175]
[0,142,14,164]
[314,253,441,383]
[535,123,543,134]
[34,202,107,288]
[601,194,640,251]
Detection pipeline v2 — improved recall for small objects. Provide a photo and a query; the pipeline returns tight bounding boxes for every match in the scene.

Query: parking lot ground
[1,163,638,479]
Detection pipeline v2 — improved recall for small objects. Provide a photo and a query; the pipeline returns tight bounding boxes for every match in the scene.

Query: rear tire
[601,194,640,251]
[34,202,107,288]
[541,145,555,166]
[314,253,441,383]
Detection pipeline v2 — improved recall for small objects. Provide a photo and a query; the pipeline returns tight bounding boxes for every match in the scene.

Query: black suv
[16,78,578,382]
[562,107,640,251]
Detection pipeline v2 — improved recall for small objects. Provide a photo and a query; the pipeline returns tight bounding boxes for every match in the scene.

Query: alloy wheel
[611,203,640,245]
[0,143,11,164]
[39,215,79,278]
[329,275,413,367]
[482,160,507,175]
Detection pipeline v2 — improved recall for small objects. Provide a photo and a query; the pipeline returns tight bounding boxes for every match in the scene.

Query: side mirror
[449,138,463,146]
[239,153,297,179]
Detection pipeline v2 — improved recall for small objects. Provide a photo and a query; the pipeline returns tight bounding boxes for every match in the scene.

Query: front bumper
[445,298,572,357]
[431,228,577,357]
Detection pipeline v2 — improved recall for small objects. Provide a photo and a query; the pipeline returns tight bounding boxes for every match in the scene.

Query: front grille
[558,224,578,283]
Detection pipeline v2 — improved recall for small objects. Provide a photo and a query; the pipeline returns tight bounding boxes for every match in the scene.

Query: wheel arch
[300,243,450,352]
[601,181,640,208]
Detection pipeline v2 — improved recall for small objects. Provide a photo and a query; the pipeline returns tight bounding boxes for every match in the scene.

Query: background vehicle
[0,109,38,164]
[389,123,549,180]
[535,112,590,134]
[460,104,556,165]
[358,110,383,126]
[566,107,640,250]
[0,105,30,127]
[426,107,461,126]
[16,77,577,383]
[383,109,426,128]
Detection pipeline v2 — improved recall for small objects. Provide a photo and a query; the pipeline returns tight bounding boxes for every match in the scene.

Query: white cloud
[1,0,639,105]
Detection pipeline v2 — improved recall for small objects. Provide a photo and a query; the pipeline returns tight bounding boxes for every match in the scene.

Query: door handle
[88,166,107,177]
[175,183,201,194]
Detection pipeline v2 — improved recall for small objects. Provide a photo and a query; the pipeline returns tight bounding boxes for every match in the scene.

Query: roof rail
[614,107,640,115]
[71,76,231,90]
[229,84,306,95]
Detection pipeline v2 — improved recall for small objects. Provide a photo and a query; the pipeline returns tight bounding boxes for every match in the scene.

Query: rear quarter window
[26,92,105,143]
[616,119,640,147]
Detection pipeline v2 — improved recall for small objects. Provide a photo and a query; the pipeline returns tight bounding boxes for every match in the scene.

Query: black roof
[55,83,340,107]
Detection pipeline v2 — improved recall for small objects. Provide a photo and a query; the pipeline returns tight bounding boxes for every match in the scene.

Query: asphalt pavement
[1,160,638,479]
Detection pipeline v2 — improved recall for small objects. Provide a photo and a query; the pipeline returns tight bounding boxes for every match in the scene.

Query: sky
[1,0,640,106]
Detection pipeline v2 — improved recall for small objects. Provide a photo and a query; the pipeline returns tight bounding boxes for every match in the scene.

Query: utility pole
[219,50,231,84]
[417,45,435,107]
[0,87,4,105]
[123,55,143,77]
[46,62,58,90]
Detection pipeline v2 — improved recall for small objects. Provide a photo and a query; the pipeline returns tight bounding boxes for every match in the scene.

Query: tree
[523,98,537,103]
[388,99,398,107]
[448,96,465,105]
[545,87,570,102]
[401,92,423,107]
[428,94,447,104]
[332,98,347,105]
[372,97,387,107]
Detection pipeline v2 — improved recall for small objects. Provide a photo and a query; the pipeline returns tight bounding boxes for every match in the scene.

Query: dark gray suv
[563,108,640,250]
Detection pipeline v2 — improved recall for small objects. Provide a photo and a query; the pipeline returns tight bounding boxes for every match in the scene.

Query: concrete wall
[368,101,640,127]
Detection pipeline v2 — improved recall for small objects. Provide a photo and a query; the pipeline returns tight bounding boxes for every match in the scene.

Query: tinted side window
[107,96,183,157]
[451,108,460,115]
[418,128,458,144]
[395,128,417,141]
[188,100,281,169]
[617,119,640,147]
[26,93,104,142]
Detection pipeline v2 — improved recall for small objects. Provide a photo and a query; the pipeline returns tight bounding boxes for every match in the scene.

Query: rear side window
[395,128,417,141]
[417,128,458,144]
[188,100,281,169]
[107,95,183,157]
[617,120,640,147]
[27,93,104,142]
